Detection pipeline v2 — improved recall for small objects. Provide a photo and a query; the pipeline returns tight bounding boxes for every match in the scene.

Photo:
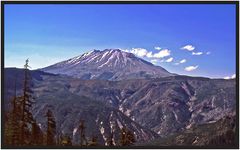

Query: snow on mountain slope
[41,49,174,80]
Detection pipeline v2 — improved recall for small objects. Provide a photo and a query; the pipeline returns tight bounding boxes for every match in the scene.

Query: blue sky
[4,4,236,78]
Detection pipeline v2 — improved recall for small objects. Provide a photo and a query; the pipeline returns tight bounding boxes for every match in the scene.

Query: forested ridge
[3,60,135,147]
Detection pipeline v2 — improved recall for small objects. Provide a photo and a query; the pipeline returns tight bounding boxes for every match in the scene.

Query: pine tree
[10,77,22,145]
[19,59,34,145]
[31,120,44,145]
[120,127,127,146]
[4,78,22,146]
[56,132,61,146]
[4,112,12,145]
[126,129,136,145]
[107,132,114,146]
[78,120,88,146]
[60,134,72,146]
[46,109,56,145]
[119,127,135,146]
[88,134,98,146]
[7,97,22,145]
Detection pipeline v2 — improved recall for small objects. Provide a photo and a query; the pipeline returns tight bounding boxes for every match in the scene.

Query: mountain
[4,68,158,146]
[137,114,237,147]
[48,75,235,137]
[4,68,236,146]
[41,49,173,80]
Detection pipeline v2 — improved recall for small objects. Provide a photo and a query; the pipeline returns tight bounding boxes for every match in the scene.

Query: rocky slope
[4,68,158,146]
[4,68,236,145]
[41,49,173,80]
[138,114,237,147]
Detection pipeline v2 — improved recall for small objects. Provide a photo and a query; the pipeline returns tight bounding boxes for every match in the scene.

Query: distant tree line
[3,59,136,147]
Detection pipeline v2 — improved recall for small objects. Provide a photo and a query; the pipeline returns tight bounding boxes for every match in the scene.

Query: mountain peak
[103,48,121,51]
[41,49,173,80]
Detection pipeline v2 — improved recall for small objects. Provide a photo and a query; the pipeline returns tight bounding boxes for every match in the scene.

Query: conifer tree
[107,132,114,146]
[88,134,98,146]
[119,127,136,146]
[46,109,56,145]
[78,120,88,146]
[60,134,72,146]
[31,120,44,145]
[10,77,22,145]
[4,77,22,146]
[126,129,136,145]
[19,59,34,145]
[8,99,22,145]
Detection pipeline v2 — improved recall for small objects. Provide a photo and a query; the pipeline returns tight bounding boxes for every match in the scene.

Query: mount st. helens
[41,49,173,80]
[4,49,236,146]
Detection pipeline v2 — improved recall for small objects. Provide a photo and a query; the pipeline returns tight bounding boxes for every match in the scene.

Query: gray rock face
[4,65,236,146]
[137,114,237,146]
[41,49,173,80]
[32,94,158,145]
[60,76,235,137]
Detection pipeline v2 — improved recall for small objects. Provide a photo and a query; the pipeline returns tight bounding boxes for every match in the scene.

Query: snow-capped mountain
[41,49,173,80]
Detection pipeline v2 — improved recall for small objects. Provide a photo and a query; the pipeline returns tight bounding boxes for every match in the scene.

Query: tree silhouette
[78,120,88,146]
[46,109,56,145]
[31,119,44,145]
[107,132,114,146]
[88,134,98,146]
[4,76,22,145]
[60,134,72,146]
[119,127,136,146]
[19,59,34,145]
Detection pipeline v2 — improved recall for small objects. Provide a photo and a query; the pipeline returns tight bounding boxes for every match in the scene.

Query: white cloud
[154,46,161,50]
[153,49,171,58]
[224,76,231,80]
[179,59,186,63]
[165,57,173,62]
[125,47,171,59]
[150,59,158,65]
[121,49,129,53]
[174,59,186,65]
[192,52,203,55]
[181,45,195,51]
[146,51,153,58]
[224,74,236,80]
[130,48,148,57]
[206,51,211,55]
[184,65,198,71]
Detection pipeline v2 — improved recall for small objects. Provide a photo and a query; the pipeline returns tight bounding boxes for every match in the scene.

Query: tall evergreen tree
[126,129,136,145]
[8,100,22,145]
[107,132,114,146]
[78,120,88,146]
[31,119,44,145]
[88,134,98,146]
[4,77,22,146]
[119,127,136,146]
[60,134,72,146]
[10,77,22,145]
[46,109,56,145]
[19,59,34,145]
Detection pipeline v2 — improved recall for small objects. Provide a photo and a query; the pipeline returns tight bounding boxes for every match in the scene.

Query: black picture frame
[1,1,239,149]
